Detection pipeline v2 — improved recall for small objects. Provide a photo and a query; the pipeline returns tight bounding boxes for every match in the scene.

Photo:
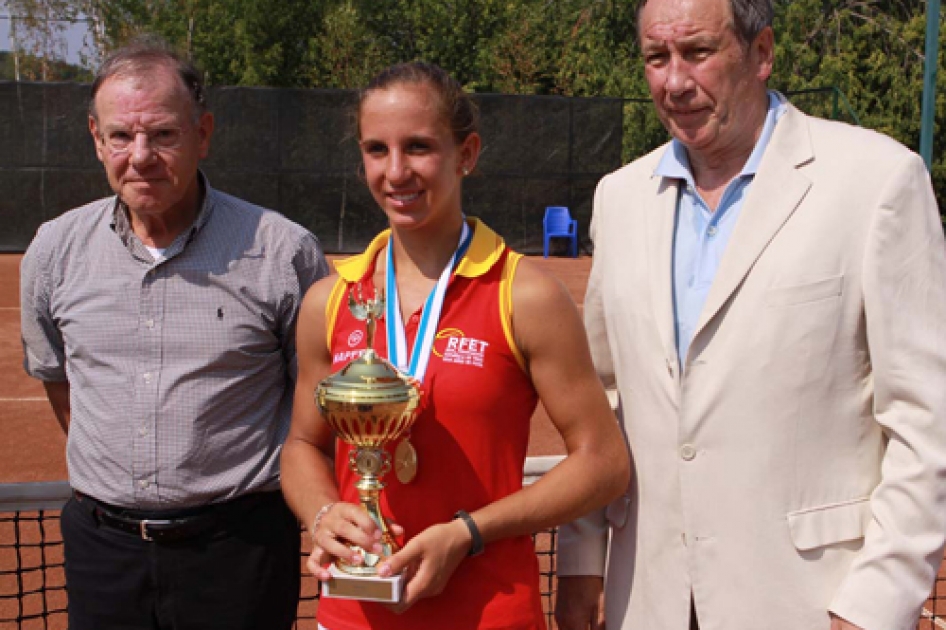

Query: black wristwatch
[453,510,484,556]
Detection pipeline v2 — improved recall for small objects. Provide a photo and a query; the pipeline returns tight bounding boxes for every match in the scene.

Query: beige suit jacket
[558,103,946,630]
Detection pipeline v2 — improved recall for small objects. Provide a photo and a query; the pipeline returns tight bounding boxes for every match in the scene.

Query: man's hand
[830,613,864,630]
[555,575,606,630]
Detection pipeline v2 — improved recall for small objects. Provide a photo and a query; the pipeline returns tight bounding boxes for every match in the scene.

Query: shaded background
[0,81,623,254]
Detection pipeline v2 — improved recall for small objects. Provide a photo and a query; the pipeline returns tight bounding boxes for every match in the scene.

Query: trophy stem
[357,476,400,552]
[336,447,400,576]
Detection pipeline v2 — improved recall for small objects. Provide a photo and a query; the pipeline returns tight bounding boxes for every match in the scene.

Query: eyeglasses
[99,127,186,154]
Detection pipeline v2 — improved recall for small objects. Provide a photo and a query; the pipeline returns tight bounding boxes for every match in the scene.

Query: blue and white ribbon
[385,221,472,382]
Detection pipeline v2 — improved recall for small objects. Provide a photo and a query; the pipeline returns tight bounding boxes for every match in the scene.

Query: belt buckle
[139,519,154,541]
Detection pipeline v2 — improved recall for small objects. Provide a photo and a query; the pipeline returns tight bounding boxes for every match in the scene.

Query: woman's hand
[376,518,472,613]
[307,501,403,581]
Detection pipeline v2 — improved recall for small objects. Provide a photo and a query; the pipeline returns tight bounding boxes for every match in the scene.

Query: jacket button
[680,444,697,460]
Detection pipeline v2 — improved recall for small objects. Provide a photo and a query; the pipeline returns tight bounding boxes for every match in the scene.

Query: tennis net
[4,469,943,630]
[1,458,563,629]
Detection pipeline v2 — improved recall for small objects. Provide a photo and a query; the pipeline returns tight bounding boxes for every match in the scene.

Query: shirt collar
[654,90,788,184]
[334,217,507,283]
[110,170,215,244]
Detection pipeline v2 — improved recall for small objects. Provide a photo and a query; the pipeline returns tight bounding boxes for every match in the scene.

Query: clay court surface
[0,253,589,483]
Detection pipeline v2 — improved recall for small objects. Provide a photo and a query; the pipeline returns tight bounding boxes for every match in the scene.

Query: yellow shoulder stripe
[499,251,527,373]
[324,276,348,350]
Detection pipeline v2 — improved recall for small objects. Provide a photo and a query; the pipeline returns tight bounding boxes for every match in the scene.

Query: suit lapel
[691,104,814,345]
[645,172,681,372]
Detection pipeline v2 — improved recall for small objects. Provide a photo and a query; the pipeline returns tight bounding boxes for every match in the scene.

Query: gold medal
[394,438,418,484]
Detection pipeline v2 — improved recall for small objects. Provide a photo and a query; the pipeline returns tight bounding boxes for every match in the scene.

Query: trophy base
[321,564,404,603]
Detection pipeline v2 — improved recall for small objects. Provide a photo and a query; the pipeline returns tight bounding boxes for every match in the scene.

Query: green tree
[771,0,945,217]
[304,0,390,89]
[474,1,552,93]
[93,0,325,86]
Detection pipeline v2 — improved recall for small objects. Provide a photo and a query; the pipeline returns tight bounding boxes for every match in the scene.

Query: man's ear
[196,111,214,160]
[753,26,775,82]
[89,115,105,163]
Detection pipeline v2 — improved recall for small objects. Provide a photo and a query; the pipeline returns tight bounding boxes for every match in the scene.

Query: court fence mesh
[2,470,944,630]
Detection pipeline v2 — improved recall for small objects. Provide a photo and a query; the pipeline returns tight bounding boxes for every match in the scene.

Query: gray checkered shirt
[21,179,329,509]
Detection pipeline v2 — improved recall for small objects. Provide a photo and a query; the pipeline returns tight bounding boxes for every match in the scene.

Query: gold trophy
[315,288,423,603]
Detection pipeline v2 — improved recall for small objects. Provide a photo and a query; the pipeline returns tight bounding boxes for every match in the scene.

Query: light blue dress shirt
[656,91,787,366]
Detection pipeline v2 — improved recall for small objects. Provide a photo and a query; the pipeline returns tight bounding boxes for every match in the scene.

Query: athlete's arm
[280,275,390,579]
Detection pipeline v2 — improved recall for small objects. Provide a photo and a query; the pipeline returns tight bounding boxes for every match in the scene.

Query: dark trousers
[61,491,301,630]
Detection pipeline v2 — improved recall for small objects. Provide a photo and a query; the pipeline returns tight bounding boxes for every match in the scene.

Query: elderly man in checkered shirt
[20,35,329,630]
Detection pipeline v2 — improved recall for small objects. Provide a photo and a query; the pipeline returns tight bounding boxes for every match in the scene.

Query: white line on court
[922,607,946,629]
[0,397,48,402]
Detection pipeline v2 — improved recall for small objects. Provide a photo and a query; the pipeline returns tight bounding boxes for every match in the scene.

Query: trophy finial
[349,286,385,351]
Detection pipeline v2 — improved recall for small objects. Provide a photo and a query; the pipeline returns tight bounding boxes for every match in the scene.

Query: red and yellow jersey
[317,218,546,630]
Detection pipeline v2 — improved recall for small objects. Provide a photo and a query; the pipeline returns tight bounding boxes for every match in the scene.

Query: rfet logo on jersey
[433,328,489,368]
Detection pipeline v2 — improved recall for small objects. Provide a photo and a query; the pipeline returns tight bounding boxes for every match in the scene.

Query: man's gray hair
[89,34,206,121]
[730,0,774,47]
[637,0,774,48]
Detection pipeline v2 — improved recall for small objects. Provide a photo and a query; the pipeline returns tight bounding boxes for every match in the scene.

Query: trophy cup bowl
[316,345,422,602]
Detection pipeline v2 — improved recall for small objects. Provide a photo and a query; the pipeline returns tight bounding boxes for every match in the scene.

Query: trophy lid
[317,349,419,406]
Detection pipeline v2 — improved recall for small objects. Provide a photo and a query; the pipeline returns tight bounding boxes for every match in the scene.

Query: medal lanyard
[385,221,472,382]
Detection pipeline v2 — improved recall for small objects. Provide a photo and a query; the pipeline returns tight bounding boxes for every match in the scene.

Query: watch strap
[453,510,484,557]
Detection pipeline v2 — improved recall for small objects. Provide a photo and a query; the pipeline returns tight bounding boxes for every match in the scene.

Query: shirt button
[145,319,155,329]
[707,225,719,237]
[143,372,152,383]
[138,425,149,437]
[680,444,697,460]
[138,479,150,490]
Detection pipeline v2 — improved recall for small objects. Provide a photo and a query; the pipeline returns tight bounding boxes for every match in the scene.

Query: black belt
[74,491,279,543]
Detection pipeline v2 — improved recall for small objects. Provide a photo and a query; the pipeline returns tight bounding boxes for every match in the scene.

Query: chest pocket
[765,275,842,307]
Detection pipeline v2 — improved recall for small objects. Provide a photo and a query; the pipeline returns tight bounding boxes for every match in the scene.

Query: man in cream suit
[554,0,946,629]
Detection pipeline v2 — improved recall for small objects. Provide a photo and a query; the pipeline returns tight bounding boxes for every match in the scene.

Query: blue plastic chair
[543,206,578,258]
